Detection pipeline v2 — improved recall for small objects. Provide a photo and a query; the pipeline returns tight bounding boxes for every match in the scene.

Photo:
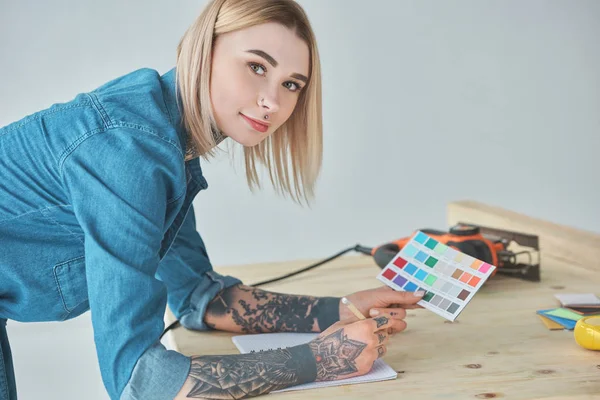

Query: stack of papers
[537,293,600,330]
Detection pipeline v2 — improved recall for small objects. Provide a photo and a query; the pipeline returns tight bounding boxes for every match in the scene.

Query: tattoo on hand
[378,332,385,344]
[206,285,339,333]
[374,316,389,328]
[377,346,385,358]
[309,328,367,381]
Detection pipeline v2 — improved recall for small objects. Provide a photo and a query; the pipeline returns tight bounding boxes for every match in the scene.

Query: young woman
[0,0,424,399]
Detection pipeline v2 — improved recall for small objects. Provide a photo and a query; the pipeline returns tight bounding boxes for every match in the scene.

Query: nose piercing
[264,115,269,120]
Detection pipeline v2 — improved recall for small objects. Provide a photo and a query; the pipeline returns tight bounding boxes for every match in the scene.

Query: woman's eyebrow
[246,49,308,83]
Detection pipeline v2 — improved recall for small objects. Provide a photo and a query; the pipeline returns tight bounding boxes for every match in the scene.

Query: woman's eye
[284,82,302,92]
[249,63,266,76]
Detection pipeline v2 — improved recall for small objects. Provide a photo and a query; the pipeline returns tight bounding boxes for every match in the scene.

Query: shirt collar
[159,67,188,155]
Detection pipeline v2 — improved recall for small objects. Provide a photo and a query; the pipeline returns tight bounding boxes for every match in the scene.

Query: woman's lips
[240,113,270,133]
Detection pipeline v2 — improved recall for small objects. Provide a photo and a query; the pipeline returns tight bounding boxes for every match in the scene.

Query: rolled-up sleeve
[156,203,242,331]
[61,127,191,399]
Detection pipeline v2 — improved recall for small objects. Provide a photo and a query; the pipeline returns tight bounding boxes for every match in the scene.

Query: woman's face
[209,22,310,147]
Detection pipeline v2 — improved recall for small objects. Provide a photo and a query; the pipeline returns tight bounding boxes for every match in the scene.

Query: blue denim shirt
[0,67,242,399]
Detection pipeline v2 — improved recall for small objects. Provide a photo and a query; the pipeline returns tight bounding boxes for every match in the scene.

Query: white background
[1,1,598,398]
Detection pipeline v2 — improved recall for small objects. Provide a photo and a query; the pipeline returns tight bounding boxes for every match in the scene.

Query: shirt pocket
[53,255,90,320]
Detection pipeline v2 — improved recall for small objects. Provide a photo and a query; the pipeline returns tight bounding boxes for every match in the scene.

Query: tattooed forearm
[182,327,368,398]
[185,344,317,399]
[204,284,340,333]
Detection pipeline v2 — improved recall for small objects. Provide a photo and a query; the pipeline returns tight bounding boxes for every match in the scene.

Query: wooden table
[163,201,600,399]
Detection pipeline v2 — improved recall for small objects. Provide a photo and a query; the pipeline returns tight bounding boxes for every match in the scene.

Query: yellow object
[573,316,600,350]
[341,297,366,320]
[537,314,564,330]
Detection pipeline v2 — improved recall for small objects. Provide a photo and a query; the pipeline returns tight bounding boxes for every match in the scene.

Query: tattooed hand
[340,286,424,335]
[307,314,395,382]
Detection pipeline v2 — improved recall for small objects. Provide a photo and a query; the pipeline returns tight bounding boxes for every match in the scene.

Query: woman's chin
[226,130,266,147]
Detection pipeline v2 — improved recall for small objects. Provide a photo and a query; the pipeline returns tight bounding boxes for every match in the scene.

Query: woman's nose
[257,90,279,113]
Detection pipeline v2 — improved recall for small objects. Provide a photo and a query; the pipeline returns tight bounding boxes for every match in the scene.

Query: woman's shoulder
[91,67,174,125]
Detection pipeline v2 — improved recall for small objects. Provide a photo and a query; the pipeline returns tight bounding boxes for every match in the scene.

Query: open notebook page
[231,332,398,393]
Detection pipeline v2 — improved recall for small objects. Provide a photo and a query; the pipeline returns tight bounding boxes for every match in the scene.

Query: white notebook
[231,332,398,393]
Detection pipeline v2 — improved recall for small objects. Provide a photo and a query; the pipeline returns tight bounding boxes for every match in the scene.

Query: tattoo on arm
[186,344,317,399]
[205,284,340,333]
[184,327,368,398]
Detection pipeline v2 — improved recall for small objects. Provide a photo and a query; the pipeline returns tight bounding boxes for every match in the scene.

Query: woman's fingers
[367,314,408,335]
[369,308,407,319]
[368,314,394,332]
[375,329,388,346]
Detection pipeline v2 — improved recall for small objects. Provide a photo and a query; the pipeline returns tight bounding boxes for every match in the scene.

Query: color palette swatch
[376,231,496,321]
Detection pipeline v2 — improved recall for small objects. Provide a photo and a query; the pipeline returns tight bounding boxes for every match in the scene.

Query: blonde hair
[175,0,323,205]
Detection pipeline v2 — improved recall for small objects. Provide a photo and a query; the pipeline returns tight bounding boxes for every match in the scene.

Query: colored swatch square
[404,263,418,275]
[439,298,451,310]
[430,295,443,306]
[404,281,419,292]
[415,251,428,262]
[468,276,481,287]
[414,231,429,244]
[447,303,459,314]
[441,282,453,293]
[459,272,473,283]
[415,269,428,281]
[382,268,396,280]
[458,289,470,301]
[451,269,463,279]
[393,275,407,287]
[470,260,482,270]
[403,243,419,258]
[424,275,437,286]
[454,253,464,262]
[425,238,438,250]
[423,291,435,302]
[434,243,448,254]
[448,285,462,297]
[479,263,492,273]
[393,257,408,269]
[424,256,438,267]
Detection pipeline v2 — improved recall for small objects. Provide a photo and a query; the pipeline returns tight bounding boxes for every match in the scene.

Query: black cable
[159,244,373,340]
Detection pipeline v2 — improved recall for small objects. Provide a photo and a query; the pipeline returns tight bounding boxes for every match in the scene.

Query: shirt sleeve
[61,127,191,400]
[155,202,242,331]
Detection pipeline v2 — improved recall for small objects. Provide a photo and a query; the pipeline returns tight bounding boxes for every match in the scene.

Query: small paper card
[554,293,600,307]
[376,231,496,321]
[544,308,584,322]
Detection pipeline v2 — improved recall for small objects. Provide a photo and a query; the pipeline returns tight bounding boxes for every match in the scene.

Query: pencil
[342,297,366,320]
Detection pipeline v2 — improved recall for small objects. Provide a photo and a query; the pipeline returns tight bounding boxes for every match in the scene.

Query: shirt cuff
[120,341,190,400]
[180,270,242,331]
